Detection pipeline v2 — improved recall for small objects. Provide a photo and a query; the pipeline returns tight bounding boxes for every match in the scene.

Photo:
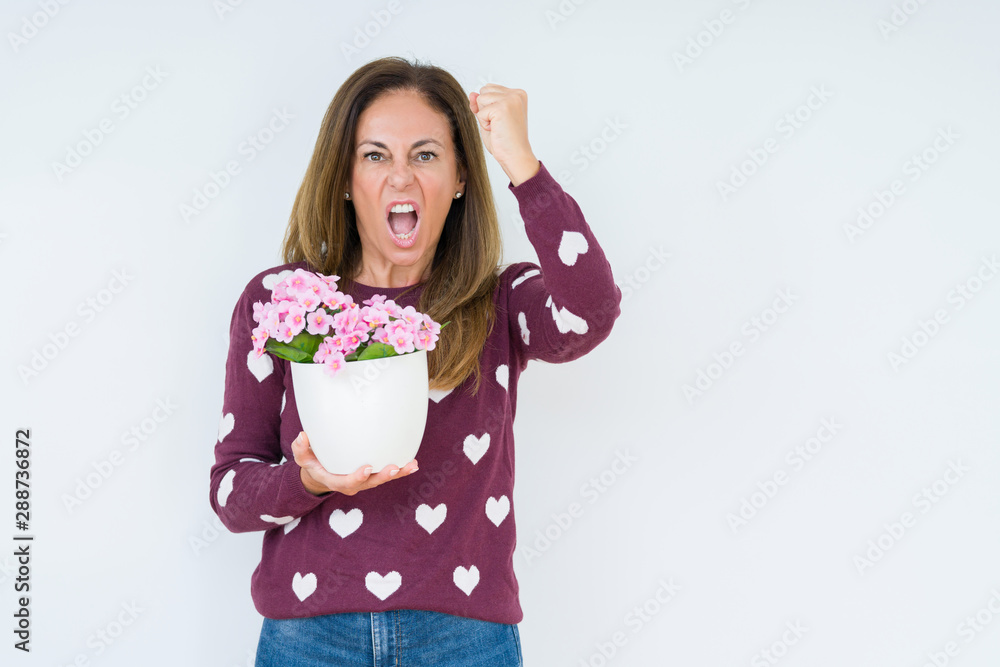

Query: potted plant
[250,269,445,474]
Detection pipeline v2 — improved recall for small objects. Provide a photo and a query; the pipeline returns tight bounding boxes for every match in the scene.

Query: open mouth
[386,202,420,248]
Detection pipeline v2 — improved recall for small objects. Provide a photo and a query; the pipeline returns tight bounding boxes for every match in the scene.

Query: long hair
[281,56,502,395]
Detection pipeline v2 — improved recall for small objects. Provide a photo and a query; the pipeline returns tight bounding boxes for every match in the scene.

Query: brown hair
[280,55,502,395]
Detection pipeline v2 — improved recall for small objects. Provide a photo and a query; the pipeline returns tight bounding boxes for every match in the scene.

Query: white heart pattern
[511,269,540,289]
[495,365,508,391]
[329,508,363,538]
[550,302,589,335]
[517,312,530,345]
[217,469,236,507]
[485,496,510,527]
[284,517,301,534]
[463,433,490,465]
[558,231,589,266]
[429,387,454,403]
[218,413,235,442]
[246,349,274,382]
[262,270,293,290]
[453,565,480,596]
[292,571,317,601]
[415,503,447,534]
[261,514,295,525]
[366,571,402,600]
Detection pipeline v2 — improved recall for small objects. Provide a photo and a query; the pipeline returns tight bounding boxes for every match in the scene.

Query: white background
[2,0,999,665]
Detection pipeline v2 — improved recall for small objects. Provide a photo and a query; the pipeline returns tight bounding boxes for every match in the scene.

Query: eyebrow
[356,139,444,151]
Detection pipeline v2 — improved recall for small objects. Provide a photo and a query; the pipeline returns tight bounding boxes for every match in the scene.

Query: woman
[209,56,622,666]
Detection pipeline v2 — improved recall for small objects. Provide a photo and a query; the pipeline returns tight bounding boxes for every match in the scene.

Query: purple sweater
[209,161,621,623]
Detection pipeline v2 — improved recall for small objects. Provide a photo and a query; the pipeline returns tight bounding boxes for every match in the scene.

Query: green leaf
[265,340,314,363]
[286,330,321,357]
[356,342,399,360]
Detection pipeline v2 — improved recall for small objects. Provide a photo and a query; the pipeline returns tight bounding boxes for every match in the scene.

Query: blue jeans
[255,608,523,666]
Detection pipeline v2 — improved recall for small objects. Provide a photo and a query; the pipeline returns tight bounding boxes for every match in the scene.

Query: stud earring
[455,192,463,199]
[344,192,350,200]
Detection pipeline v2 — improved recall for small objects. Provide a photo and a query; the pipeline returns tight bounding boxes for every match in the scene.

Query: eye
[363,152,383,162]
[417,151,437,162]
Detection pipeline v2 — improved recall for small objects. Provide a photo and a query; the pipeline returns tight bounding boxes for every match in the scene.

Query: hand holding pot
[292,431,419,496]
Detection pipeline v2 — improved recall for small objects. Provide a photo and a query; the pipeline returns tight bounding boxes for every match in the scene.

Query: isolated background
[2,0,999,665]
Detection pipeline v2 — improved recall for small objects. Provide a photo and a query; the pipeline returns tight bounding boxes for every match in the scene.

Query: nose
[387,157,416,189]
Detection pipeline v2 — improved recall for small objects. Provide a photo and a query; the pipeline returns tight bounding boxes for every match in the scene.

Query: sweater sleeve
[505,160,622,366]
[208,276,331,533]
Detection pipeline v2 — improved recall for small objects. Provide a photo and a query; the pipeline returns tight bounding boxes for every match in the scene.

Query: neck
[353,261,430,289]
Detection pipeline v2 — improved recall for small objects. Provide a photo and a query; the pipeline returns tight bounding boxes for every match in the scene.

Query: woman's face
[348,89,464,283]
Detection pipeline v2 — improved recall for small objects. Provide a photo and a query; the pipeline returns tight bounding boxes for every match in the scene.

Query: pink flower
[306,309,332,336]
[414,327,438,351]
[320,273,341,290]
[332,304,362,336]
[363,294,387,306]
[252,300,270,323]
[322,289,352,312]
[326,333,362,356]
[285,268,318,294]
[273,300,292,319]
[271,282,289,303]
[421,313,441,336]
[274,320,296,344]
[383,299,403,319]
[296,291,321,311]
[251,324,269,357]
[371,326,390,345]
[314,338,339,364]
[360,303,390,329]
[386,319,415,354]
[286,304,308,336]
[322,350,347,378]
[311,283,335,306]
[398,305,421,326]
[262,309,280,335]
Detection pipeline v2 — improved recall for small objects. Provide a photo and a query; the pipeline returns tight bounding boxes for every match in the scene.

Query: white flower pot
[290,349,429,474]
